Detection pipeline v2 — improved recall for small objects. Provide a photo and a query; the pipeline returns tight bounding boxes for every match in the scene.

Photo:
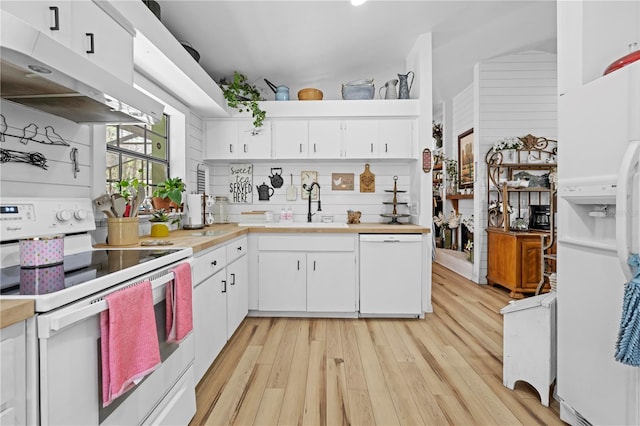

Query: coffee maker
[183,193,205,229]
[529,204,551,230]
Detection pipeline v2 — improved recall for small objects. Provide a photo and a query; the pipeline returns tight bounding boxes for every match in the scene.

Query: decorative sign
[359,163,375,193]
[422,148,432,173]
[301,171,318,200]
[229,163,253,203]
[331,173,354,190]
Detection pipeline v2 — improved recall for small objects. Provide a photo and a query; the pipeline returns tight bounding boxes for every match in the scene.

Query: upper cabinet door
[343,119,380,158]
[379,119,414,159]
[1,1,72,46]
[272,120,308,159]
[308,120,343,159]
[205,120,239,160]
[238,120,272,159]
[71,1,133,84]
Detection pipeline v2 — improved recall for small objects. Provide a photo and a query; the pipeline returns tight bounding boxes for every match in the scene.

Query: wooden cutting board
[360,163,375,192]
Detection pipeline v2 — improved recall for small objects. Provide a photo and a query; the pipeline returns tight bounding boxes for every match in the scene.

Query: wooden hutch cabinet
[485,134,557,298]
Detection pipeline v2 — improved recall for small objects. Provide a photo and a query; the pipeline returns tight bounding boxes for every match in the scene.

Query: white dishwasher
[359,234,422,316]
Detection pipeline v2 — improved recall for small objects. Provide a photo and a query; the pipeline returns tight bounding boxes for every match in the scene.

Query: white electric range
[0,198,196,425]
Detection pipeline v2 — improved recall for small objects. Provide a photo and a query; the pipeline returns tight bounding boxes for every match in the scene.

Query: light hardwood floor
[191,263,563,425]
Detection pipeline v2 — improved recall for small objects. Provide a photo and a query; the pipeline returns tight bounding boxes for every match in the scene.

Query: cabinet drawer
[258,235,356,252]
[226,236,247,264]
[192,246,226,285]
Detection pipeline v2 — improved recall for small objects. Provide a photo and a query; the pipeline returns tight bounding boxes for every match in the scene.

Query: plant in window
[112,168,146,201]
[432,121,443,147]
[219,71,266,130]
[152,176,185,207]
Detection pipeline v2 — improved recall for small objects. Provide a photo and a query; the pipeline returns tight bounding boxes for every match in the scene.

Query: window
[106,115,169,196]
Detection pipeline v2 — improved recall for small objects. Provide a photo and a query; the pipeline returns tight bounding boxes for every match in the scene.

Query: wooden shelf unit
[485,134,558,297]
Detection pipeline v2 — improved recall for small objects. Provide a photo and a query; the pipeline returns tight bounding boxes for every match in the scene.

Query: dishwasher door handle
[383,239,401,243]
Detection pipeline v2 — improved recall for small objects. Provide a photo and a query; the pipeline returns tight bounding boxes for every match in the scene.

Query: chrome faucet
[302,182,321,222]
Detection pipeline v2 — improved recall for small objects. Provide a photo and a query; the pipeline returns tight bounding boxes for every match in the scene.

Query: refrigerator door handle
[616,141,640,281]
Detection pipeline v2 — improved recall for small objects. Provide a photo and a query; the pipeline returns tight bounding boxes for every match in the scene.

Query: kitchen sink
[265,222,349,228]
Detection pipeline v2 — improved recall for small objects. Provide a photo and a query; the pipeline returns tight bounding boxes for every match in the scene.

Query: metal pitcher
[378,79,398,99]
[397,71,414,99]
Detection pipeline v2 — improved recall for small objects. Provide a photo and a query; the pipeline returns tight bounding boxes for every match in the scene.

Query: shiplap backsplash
[0,100,91,198]
[205,160,414,224]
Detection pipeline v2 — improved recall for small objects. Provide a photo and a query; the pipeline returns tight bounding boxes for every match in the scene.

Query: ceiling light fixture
[351,0,367,6]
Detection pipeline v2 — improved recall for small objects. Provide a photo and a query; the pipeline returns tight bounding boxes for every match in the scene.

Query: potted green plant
[152,177,185,211]
[219,71,266,129]
[149,209,171,237]
[112,169,146,202]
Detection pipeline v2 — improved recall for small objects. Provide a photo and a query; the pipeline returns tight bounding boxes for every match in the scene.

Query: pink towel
[100,281,161,407]
[166,262,193,343]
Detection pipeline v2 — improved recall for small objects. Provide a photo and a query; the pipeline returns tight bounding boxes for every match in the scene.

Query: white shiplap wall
[474,50,558,283]
[0,100,92,198]
[205,160,414,225]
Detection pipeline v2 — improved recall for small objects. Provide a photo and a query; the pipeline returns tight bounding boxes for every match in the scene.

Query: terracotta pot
[151,197,178,211]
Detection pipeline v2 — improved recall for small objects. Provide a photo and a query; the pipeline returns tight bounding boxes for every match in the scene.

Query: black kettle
[269,168,284,188]
[256,182,274,201]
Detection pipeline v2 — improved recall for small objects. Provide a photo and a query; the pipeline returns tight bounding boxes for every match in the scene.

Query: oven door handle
[43,272,177,337]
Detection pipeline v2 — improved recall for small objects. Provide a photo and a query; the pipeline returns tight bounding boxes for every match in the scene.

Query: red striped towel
[100,281,160,407]
[166,262,193,343]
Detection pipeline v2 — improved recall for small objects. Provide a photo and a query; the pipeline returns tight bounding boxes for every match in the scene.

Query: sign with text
[229,163,253,203]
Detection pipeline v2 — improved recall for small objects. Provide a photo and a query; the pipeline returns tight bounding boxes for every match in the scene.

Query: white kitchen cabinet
[70,1,133,84]
[272,120,309,159]
[191,236,248,383]
[0,0,133,84]
[0,320,28,426]
[257,234,357,314]
[343,118,415,159]
[1,1,72,46]
[258,252,307,311]
[379,119,414,158]
[308,120,343,159]
[273,119,344,159]
[205,120,272,160]
[343,119,380,158]
[306,252,357,312]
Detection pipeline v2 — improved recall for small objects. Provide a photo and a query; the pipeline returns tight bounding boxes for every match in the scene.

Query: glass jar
[213,196,229,223]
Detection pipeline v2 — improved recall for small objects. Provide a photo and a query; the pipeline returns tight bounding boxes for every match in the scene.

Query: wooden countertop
[98,222,431,254]
[1,299,34,329]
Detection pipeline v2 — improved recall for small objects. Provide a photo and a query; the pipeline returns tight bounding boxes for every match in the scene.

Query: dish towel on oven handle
[166,262,193,343]
[100,281,161,407]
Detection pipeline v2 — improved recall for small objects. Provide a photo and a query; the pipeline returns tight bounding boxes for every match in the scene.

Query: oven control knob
[56,209,72,222]
[74,209,88,220]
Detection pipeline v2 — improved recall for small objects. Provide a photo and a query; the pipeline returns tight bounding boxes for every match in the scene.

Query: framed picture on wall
[458,128,474,188]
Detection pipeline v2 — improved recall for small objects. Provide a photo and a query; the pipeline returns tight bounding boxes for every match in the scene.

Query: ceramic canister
[19,234,64,267]
[20,264,65,295]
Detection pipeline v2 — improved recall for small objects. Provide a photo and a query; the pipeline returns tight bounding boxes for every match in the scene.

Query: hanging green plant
[219,71,266,129]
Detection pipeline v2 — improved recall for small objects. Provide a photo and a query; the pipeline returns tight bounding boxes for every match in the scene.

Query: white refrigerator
[557,61,640,425]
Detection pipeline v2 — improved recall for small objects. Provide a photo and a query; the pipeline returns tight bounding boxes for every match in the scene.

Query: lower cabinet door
[258,252,306,311]
[307,253,356,312]
[226,255,248,339]
[193,268,227,383]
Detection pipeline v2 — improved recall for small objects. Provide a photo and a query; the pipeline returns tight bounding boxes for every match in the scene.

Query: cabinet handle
[243,143,248,153]
[385,143,388,153]
[370,143,374,153]
[222,280,227,293]
[299,143,303,153]
[229,144,233,153]
[211,260,217,266]
[49,6,60,31]
[85,33,95,54]
[230,273,236,286]
[237,246,242,251]
[297,260,300,270]
[313,260,316,271]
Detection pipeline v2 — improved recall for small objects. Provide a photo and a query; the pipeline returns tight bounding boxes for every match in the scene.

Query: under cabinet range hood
[0,12,163,125]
